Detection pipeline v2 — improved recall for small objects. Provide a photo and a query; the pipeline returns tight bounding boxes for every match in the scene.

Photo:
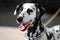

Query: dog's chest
[25,26,47,40]
[28,26,41,37]
[25,32,47,40]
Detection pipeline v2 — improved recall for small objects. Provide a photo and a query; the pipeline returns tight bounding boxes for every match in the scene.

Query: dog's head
[14,3,44,31]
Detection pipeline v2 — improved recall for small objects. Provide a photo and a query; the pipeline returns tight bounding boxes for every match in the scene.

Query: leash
[44,8,60,26]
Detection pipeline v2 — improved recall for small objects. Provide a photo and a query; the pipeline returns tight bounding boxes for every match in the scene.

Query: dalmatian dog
[14,3,60,40]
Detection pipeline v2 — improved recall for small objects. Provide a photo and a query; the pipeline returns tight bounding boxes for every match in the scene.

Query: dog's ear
[14,3,23,15]
[35,4,45,17]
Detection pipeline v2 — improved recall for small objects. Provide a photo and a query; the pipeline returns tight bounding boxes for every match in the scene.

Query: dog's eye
[19,7,23,12]
[16,7,23,15]
[27,9,33,15]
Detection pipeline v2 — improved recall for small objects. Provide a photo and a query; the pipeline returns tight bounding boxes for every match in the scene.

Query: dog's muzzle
[17,16,32,31]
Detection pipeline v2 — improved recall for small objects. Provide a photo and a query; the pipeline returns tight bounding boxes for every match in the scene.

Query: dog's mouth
[18,20,32,31]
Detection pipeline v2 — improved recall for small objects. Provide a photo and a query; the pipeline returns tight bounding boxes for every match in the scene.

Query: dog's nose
[17,17,23,22]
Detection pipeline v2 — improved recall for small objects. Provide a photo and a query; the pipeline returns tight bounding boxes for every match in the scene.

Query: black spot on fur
[27,21,38,37]
[27,9,33,15]
[56,30,58,32]
[57,36,59,39]
[46,32,53,40]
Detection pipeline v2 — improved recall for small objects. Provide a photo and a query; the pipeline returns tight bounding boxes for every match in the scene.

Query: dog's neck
[26,19,44,38]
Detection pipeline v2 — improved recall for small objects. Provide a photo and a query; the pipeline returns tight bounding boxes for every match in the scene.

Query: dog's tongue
[19,24,25,31]
[19,20,32,31]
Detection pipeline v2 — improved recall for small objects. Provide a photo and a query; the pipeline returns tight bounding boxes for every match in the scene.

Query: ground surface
[0,26,25,40]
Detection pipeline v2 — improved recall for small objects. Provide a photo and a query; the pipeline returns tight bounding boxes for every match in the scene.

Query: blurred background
[0,0,60,40]
[0,0,60,27]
